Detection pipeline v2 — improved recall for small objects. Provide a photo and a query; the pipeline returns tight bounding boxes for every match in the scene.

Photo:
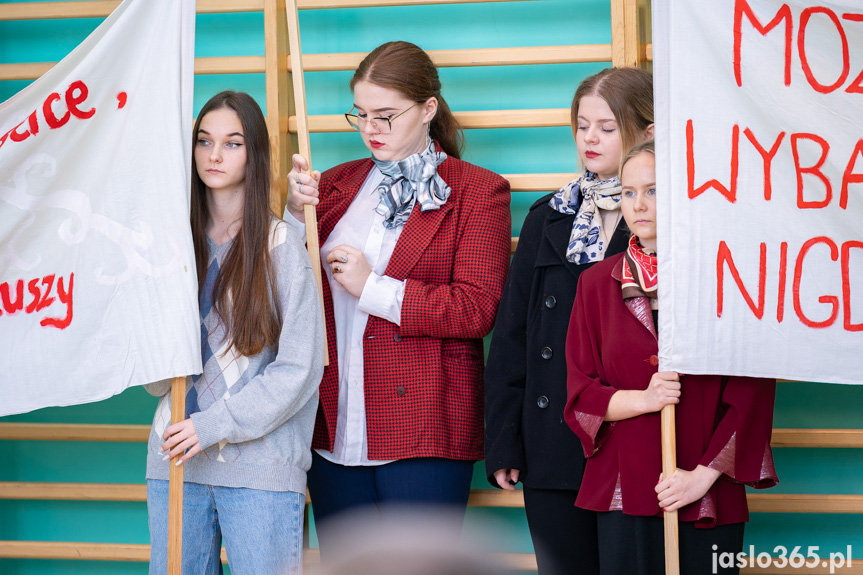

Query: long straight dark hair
[350,41,463,159]
[190,91,281,357]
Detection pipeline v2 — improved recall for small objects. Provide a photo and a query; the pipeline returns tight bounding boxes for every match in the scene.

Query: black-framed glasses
[344,103,419,134]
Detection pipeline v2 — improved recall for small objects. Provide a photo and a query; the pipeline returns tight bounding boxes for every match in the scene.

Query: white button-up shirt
[285,167,405,465]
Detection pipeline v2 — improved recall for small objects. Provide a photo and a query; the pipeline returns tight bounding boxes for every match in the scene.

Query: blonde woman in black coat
[484,68,653,575]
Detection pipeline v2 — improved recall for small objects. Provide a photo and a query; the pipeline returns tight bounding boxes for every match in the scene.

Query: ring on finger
[339,254,348,263]
[334,264,342,273]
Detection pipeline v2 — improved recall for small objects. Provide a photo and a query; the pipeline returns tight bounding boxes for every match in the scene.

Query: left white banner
[0,0,201,416]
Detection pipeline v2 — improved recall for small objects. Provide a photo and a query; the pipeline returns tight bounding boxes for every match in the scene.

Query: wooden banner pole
[167,376,186,575]
[661,403,680,575]
[284,0,328,366]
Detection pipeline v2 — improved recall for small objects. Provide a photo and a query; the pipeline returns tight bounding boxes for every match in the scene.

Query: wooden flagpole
[661,403,680,575]
[167,376,186,575]
[284,0,328,366]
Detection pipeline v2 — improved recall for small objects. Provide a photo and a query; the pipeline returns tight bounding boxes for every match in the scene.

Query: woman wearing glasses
[284,41,511,554]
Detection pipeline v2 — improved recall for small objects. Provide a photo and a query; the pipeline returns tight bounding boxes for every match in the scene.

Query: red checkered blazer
[310,155,511,460]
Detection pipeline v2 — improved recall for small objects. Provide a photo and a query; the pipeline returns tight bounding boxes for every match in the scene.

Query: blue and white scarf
[372,140,450,229]
[548,171,622,264]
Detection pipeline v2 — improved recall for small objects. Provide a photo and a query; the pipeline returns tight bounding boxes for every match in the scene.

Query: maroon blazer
[310,155,511,461]
[564,253,778,528]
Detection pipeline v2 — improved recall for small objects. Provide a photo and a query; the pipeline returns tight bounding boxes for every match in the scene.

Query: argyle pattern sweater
[146,220,325,493]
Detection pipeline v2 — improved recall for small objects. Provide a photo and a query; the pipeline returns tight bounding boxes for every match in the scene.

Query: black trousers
[523,486,600,575]
[596,511,745,575]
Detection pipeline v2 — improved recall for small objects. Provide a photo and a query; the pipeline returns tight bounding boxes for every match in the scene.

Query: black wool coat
[484,192,629,490]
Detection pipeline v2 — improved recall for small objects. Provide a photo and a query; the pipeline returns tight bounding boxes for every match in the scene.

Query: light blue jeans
[147,480,304,575]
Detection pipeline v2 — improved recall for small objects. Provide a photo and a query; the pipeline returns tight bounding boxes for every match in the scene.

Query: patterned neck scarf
[547,171,622,264]
[621,234,657,300]
[372,140,451,229]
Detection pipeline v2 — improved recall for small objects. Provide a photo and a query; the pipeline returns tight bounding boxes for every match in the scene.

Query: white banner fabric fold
[0,0,202,415]
[654,0,863,385]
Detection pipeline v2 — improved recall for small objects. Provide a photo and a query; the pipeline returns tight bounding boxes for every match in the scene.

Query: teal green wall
[2,1,862,573]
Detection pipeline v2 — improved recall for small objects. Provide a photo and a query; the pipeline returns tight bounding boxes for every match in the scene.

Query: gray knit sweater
[145,220,324,493]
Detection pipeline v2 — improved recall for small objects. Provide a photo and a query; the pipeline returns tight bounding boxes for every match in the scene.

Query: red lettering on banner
[777,241,788,323]
[798,7,850,94]
[0,273,75,330]
[791,133,832,209]
[733,4,863,93]
[842,241,863,331]
[743,128,785,201]
[0,280,24,315]
[793,237,839,328]
[717,239,861,331]
[843,13,863,93]
[38,274,56,311]
[840,139,863,209]
[41,274,74,330]
[0,80,97,151]
[716,240,766,319]
[66,80,95,120]
[687,120,739,203]
[25,278,41,314]
[689,123,863,209]
[734,0,793,87]
[43,92,71,129]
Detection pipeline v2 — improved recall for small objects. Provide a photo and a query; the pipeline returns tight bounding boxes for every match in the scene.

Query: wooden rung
[468,488,524,508]
[7,481,858,516]
[770,429,863,449]
[0,541,152,562]
[194,55,266,75]
[0,482,146,502]
[0,63,55,82]
[287,109,571,133]
[0,56,266,82]
[503,173,574,193]
[0,541,536,570]
[747,493,863,514]
[0,422,150,442]
[0,0,264,21]
[292,45,613,72]
[2,422,863,448]
[0,0,538,21]
[298,0,540,8]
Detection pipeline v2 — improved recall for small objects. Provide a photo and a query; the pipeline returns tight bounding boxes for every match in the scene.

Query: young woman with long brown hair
[145,91,324,575]
[284,41,511,555]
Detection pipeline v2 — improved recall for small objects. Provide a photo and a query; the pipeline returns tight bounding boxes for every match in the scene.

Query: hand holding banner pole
[284,0,328,366]
[167,376,186,575]
[662,403,680,575]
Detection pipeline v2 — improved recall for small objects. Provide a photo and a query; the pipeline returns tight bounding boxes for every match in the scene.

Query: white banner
[0,0,202,415]
[654,0,863,384]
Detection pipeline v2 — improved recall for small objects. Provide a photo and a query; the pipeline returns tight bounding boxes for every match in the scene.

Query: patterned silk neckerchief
[548,171,622,264]
[621,234,658,300]
[372,140,450,229]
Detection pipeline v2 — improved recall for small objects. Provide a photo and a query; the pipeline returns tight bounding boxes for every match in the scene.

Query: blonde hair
[620,139,656,177]
[571,67,654,166]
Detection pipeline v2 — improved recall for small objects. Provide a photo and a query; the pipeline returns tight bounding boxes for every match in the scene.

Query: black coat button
[541,346,553,360]
[537,395,549,409]
[393,334,402,342]
[544,296,557,309]
[396,386,406,396]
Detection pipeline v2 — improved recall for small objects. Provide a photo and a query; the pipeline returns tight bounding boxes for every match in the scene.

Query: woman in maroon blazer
[284,41,511,555]
[564,141,778,574]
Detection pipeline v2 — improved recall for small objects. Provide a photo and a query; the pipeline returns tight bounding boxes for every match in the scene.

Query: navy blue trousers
[307,451,475,558]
